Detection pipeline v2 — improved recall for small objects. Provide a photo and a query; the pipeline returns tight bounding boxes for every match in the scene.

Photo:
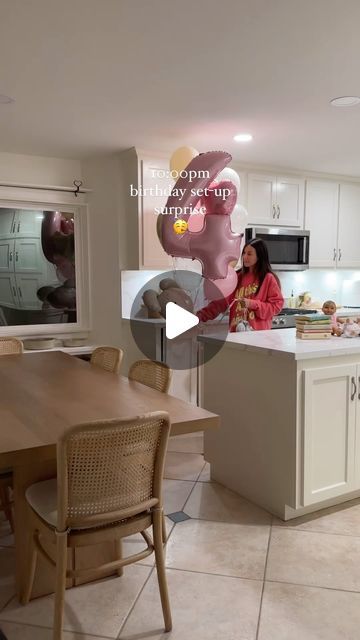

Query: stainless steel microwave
[244,227,310,271]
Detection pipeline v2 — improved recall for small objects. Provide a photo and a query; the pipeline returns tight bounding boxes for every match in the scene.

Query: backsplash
[276,269,360,307]
[121,268,360,318]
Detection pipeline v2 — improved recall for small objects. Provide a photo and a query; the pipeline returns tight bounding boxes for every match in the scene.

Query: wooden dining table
[0,351,219,601]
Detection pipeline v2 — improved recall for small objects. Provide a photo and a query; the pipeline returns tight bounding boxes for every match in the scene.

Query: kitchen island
[199,328,360,520]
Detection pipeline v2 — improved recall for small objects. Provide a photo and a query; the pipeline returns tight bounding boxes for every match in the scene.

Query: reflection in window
[0,208,76,326]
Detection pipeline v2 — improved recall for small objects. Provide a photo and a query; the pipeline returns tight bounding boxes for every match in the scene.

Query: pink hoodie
[197,271,284,331]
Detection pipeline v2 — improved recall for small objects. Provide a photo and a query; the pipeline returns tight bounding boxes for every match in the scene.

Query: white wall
[0,151,81,186]
[277,269,360,308]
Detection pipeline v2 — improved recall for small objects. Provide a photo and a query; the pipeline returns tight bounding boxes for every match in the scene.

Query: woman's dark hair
[238,238,281,293]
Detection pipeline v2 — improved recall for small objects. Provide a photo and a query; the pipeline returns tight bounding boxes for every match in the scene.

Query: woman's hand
[237,297,251,309]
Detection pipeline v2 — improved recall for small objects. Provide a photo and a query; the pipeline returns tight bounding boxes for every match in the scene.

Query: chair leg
[0,486,14,533]
[153,508,172,632]
[162,514,167,545]
[53,533,68,640]
[21,532,38,605]
[114,539,123,576]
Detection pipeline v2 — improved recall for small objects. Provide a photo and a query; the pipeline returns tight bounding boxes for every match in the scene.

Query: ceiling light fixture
[234,133,253,142]
[0,94,15,104]
[330,96,360,107]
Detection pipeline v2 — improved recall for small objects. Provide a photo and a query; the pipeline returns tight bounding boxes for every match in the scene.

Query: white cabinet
[15,274,44,309]
[337,183,360,268]
[302,364,359,505]
[305,181,339,267]
[247,173,304,227]
[139,158,173,269]
[0,274,17,307]
[0,209,15,237]
[305,180,360,268]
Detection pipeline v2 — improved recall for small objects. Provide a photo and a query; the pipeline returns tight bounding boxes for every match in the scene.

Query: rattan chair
[0,337,23,354]
[22,412,172,640]
[128,359,172,393]
[0,472,14,533]
[90,346,123,374]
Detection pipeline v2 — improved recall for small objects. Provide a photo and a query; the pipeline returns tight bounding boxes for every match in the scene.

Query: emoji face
[173,219,188,235]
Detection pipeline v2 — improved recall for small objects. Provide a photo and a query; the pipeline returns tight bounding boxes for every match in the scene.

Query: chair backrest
[56,411,170,530]
[0,337,23,355]
[90,346,123,374]
[128,360,172,394]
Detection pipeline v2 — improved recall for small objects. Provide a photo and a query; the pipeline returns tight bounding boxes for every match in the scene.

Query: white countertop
[199,328,360,360]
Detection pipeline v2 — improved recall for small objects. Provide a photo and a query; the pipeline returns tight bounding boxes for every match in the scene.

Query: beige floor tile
[258,581,360,640]
[273,497,360,537]
[0,565,151,638]
[164,452,205,480]
[163,479,195,514]
[0,621,111,639]
[198,461,211,482]
[165,518,270,579]
[185,482,272,525]
[267,528,360,592]
[0,547,15,612]
[167,433,204,454]
[120,567,263,640]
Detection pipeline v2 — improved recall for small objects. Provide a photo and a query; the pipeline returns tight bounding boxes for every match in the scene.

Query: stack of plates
[23,337,59,350]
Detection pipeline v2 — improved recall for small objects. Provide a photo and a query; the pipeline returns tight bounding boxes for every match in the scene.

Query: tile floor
[1,432,360,639]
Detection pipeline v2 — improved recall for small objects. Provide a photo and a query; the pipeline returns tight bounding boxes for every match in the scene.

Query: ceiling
[1,0,360,176]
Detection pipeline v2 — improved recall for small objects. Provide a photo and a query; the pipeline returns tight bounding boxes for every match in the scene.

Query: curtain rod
[0,179,90,196]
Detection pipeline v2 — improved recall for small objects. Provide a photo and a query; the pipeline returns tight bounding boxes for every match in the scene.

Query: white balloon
[215,167,241,193]
[230,203,248,234]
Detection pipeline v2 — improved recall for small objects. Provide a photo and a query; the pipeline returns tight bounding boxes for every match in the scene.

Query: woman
[197,239,284,331]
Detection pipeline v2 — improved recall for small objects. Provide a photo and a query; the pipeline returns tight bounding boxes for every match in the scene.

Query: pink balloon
[187,213,205,232]
[201,180,237,215]
[204,266,238,301]
[190,215,241,280]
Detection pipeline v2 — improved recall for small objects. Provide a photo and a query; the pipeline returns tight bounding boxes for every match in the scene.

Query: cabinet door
[302,365,357,505]
[304,181,339,267]
[14,238,43,273]
[0,240,15,272]
[337,183,360,268]
[15,274,44,309]
[14,210,43,237]
[247,174,277,224]
[140,158,173,269]
[276,176,305,227]
[0,209,15,238]
[0,273,18,308]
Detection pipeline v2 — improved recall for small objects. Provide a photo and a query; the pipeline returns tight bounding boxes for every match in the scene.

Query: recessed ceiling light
[234,133,253,142]
[330,96,360,107]
[0,94,15,104]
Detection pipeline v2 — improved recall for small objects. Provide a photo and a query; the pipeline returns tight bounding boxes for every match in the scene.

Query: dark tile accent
[167,511,191,523]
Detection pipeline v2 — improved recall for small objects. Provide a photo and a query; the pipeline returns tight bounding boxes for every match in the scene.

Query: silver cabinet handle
[338,248,342,261]
[18,286,22,298]
[17,222,20,233]
[333,248,337,261]
[11,221,16,233]
[9,251,13,262]
[12,285,16,297]
[15,251,18,262]
[358,377,360,400]
[277,205,280,218]
[272,204,276,218]
[351,376,357,401]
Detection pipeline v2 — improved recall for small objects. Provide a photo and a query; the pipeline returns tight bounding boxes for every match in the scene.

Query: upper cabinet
[305,180,360,269]
[247,173,305,227]
[305,181,339,267]
[337,183,360,268]
[138,157,173,269]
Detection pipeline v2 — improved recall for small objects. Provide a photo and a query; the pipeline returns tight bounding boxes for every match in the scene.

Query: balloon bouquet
[157,146,247,302]
[38,211,76,321]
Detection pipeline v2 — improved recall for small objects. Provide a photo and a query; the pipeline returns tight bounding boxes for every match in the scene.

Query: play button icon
[165,302,199,339]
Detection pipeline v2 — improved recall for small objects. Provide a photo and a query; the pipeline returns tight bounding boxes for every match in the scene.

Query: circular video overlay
[130,269,229,371]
